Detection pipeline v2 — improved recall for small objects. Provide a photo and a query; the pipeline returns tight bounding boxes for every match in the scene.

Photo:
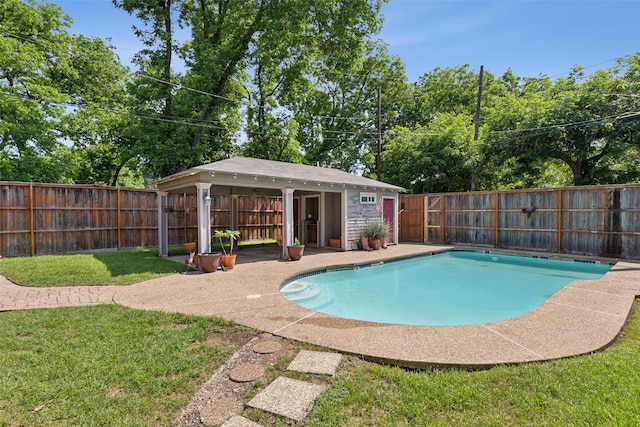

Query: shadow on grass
[91,249,187,278]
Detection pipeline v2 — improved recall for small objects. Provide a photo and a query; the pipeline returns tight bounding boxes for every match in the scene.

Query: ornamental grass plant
[361,218,389,240]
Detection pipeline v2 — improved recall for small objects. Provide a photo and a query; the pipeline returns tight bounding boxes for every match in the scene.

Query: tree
[291,39,410,174]
[114,0,387,177]
[381,113,476,193]
[1,0,134,184]
[382,65,494,190]
[60,34,138,186]
[0,0,71,181]
[484,60,640,186]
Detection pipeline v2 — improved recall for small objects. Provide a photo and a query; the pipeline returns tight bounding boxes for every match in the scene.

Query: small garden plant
[361,218,389,241]
[213,230,241,255]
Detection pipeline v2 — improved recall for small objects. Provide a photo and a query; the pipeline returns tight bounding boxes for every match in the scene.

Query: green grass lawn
[0,248,188,287]
[306,301,640,426]
[2,303,637,426]
[0,305,249,426]
[0,244,278,287]
[1,248,638,425]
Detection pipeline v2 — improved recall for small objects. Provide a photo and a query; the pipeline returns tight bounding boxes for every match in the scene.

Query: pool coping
[113,244,640,369]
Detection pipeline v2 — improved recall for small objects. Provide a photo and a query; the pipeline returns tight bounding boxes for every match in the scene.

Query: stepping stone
[246,376,326,422]
[229,363,265,383]
[221,415,263,427]
[253,340,281,354]
[200,396,244,426]
[287,350,342,376]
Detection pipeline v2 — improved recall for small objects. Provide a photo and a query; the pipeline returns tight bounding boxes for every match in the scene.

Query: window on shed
[360,192,376,204]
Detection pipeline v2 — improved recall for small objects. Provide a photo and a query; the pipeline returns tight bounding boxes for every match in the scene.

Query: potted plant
[214,230,241,269]
[362,218,389,250]
[287,237,305,261]
[184,241,199,267]
[184,241,197,254]
[198,251,222,273]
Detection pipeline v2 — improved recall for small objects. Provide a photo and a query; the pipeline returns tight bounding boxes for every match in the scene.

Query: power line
[139,75,240,103]
[3,31,639,146]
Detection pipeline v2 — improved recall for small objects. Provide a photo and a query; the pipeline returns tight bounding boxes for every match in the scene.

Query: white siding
[345,190,385,250]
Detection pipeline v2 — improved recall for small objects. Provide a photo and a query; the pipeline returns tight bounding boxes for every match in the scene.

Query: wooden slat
[0,182,284,257]
[400,183,640,259]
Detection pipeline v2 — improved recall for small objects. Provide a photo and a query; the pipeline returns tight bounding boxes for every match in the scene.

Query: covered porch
[153,157,404,259]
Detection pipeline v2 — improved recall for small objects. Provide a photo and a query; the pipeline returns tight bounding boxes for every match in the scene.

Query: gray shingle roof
[192,157,404,191]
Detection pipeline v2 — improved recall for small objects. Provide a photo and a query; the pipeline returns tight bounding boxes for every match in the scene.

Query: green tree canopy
[484,58,640,186]
[116,0,387,179]
[1,0,134,184]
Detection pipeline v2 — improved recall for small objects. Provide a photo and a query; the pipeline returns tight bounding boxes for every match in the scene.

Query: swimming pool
[280,251,613,326]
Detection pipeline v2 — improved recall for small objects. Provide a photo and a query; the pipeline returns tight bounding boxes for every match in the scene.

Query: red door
[382,198,395,244]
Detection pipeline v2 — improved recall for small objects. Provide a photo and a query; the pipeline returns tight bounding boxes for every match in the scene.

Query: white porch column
[157,191,169,257]
[281,187,295,259]
[195,183,212,254]
[318,191,326,248]
[341,190,347,250]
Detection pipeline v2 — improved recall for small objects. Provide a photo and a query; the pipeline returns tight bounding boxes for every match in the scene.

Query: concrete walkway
[0,274,117,311]
[3,244,640,368]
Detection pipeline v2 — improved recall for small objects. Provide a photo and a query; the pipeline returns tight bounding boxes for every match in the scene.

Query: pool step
[305,294,335,311]
[304,291,335,311]
[280,282,309,297]
[283,283,322,303]
[281,282,335,310]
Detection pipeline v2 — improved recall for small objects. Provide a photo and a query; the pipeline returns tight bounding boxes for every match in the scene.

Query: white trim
[381,195,398,244]
[319,191,326,248]
[195,183,212,254]
[281,188,295,259]
[342,190,348,250]
[359,191,377,204]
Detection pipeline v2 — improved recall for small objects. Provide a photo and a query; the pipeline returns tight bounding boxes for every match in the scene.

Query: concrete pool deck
[110,244,640,369]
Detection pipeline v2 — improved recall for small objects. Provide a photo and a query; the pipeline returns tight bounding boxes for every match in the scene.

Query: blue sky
[57,0,640,82]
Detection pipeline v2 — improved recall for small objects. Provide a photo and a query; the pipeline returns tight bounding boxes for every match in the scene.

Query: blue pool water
[280,251,613,326]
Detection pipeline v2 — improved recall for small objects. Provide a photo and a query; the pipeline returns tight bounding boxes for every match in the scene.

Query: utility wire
[3,31,639,143]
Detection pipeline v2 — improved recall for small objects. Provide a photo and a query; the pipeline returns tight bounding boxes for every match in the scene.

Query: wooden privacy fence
[0,182,282,257]
[399,184,640,259]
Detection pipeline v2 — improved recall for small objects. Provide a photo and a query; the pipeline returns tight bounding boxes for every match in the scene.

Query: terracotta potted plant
[198,251,222,273]
[287,237,305,261]
[184,241,197,254]
[362,218,389,250]
[215,230,241,269]
[184,241,199,267]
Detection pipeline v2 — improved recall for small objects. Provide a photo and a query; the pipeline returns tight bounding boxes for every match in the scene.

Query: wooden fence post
[183,192,188,243]
[493,191,499,248]
[29,183,35,256]
[557,188,563,253]
[423,194,428,243]
[441,194,447,244]
[117,187,121,250]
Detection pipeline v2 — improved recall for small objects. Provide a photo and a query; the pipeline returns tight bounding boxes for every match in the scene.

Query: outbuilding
[154,157,404,259]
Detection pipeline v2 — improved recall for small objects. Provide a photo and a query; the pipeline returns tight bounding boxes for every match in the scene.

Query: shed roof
[154,157,405,193]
